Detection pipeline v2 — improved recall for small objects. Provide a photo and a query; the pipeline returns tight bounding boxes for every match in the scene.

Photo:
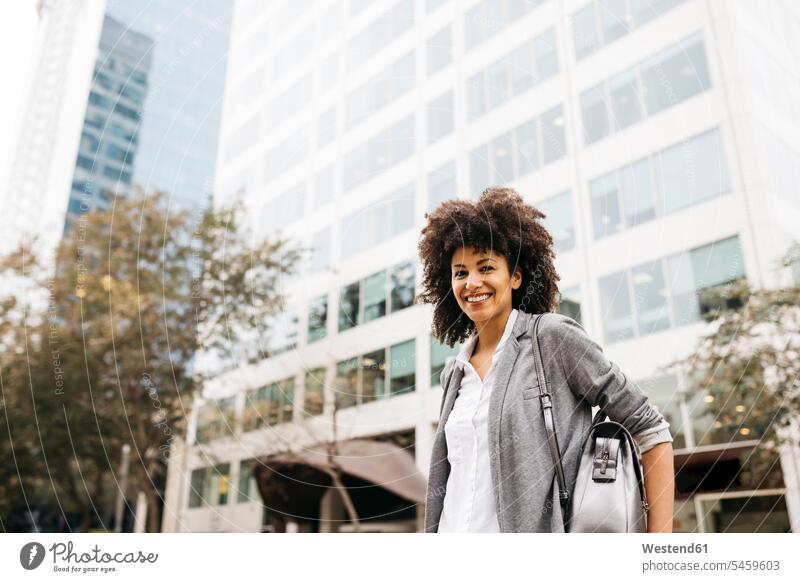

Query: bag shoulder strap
[531,314,570,510]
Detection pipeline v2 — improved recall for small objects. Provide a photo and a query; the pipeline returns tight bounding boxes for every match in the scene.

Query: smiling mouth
[465,293,493,305]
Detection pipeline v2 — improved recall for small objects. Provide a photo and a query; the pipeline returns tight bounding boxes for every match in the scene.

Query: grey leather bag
[531,314,649,533]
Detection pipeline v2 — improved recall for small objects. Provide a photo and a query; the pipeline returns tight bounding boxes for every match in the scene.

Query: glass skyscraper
[65,15,152,223]
[66,0,232,228]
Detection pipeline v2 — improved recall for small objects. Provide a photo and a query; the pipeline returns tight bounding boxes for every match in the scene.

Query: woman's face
[451,246,522,325]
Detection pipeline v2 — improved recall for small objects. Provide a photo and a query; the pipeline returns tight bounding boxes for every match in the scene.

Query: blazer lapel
[488,311,531,453]
[439,364,464,427]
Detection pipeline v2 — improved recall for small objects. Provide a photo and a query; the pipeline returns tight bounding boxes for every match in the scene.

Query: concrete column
[133,492,148,533]
[161,439,187,533]
[778,423,800,532]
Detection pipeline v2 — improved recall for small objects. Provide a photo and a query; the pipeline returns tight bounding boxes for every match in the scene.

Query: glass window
[490,132,514,185]
[189,468,206,508]
[313,164,335,207]
[540,106,566,164]
[338,282,360,331]
[620,158,656,226]
[609,69,642,131]
[509,42,534,95]
[388,183,415,236]
[390,261,415,312]
[486,59,511,111]
[599,0,630,44]
[303,367,326,416]
[557,285,582,324]
[389,115,416,167]
[631,0,682,26]
[632,260,671,335]
[533,29,558,81]
[346,53,414,129]
[340,184,416,258]
[581,84,610,144]
[656,129,729,214]
[427,0,448,13]
[389,339,416,395]
[427,91,454,144]
[426,26,452,76]
[317,51,340,89]
[195,397,236,444]
[428,161,456,210]
[317,106,337,148]
[464,0,490,49]
[431,335,458,386]
[363,271,388,323]
[310,228,330,273]
[642,35,711,116]
[76,155,94,170]
[266,311,298,355]
[361,349,386,402]
[598,270,635,343]
[667,236,745,324]
[690,129,730,203]
[237,459,258,503]
[278,379,294,425]
[346,0,414,73]
[666,250,701,325]
[272,182,306,231]
[572,3,599,59]
[335,358,359,409]
[466,71,486,119]
[539,191,575,253]
[307,295,327,342]
[470,144,490,197]
[689,236,745,315]
[209,463,231,506]
[350,0,371,16]
[515,120,539,176]
[590,171,622,238]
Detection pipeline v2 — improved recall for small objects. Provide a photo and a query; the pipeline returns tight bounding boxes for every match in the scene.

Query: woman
[417,187,675,533]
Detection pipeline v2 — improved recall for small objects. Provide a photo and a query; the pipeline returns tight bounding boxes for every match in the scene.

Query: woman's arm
[641,441,675,533]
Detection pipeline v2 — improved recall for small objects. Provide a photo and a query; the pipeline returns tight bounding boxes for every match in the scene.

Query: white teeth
[466,293,491,303]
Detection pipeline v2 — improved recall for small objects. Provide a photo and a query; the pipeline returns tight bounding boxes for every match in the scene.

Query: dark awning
[253,439,427,522]
[673,439,760,469]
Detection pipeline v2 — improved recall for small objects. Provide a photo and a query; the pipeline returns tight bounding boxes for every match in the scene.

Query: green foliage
[675,277,800,485]
[0,193,300,531]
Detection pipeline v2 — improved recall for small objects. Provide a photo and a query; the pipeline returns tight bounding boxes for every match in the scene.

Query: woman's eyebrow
[451,257,495,268]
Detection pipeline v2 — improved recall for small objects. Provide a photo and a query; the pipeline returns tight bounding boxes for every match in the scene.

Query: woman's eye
[480,266,493,272]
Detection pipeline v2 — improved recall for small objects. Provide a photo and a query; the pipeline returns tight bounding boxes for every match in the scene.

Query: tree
[672,277,800,488]
[0,192,301,531]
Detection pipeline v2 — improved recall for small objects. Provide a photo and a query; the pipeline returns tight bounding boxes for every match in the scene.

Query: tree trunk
[145,486,161,532]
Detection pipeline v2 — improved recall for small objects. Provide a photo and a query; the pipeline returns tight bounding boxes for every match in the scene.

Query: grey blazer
[423,311,670,533]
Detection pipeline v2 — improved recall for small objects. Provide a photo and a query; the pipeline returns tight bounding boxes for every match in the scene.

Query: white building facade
[0,0,106,257]
[162,0,800,533]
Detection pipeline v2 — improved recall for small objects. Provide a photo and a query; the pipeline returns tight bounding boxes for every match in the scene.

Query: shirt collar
[455,309,519,368]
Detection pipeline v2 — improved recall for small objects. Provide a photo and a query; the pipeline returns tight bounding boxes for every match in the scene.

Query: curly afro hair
[417,187,560,347]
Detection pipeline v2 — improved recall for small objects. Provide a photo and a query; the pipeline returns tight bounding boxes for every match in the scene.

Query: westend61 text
[642,543,708,554]
[49,542,159,564]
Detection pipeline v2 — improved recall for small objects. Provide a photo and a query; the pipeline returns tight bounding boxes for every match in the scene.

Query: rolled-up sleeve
[542,314,672,440]
[632,420,673,454]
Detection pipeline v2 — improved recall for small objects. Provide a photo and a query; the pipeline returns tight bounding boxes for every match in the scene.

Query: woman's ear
[512,268,522,290]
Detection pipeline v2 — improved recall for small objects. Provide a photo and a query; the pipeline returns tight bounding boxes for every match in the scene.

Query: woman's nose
[465,273,481,289]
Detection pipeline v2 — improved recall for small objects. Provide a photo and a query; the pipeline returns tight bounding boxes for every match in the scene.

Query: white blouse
[438,309,671,533]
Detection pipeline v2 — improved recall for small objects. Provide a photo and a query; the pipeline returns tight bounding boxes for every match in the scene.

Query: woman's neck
[473,307,513,354]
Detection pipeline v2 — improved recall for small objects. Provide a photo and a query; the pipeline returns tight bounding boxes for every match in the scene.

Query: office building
[163,0,800,533]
